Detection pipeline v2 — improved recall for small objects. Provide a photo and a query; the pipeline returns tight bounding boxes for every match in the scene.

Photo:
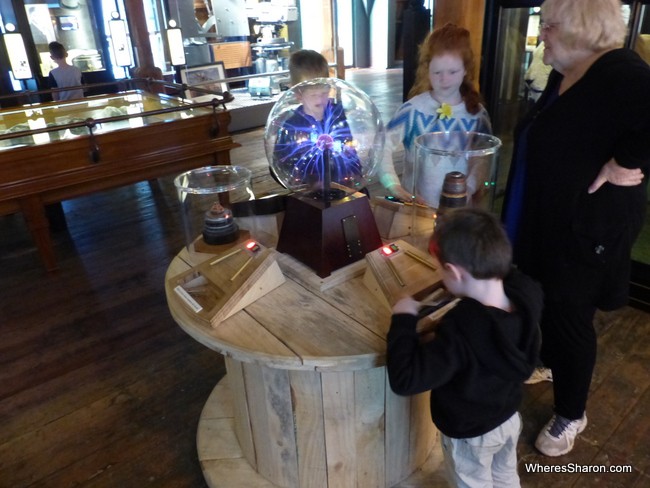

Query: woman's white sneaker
[525,367,553,384]
[535,413,587,457]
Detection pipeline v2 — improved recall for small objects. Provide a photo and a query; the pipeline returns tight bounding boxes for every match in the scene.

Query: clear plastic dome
[264,77,384,199]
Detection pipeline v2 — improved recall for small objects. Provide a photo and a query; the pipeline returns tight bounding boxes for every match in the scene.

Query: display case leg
[19,196,59,272]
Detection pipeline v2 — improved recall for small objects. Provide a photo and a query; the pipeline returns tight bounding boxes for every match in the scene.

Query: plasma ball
[272,99,362,190]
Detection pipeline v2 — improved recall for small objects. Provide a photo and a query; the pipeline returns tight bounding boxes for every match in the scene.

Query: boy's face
[297,86,330,121]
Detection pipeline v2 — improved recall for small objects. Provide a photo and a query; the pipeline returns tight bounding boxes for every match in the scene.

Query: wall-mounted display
[108,18,133,67]
[167,27,186,66]
[4,33,33,80]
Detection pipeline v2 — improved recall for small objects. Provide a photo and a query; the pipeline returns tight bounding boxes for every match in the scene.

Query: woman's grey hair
[541,0,627,51]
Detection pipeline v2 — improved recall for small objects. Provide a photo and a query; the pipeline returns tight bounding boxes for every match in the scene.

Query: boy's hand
[392,296,419,315]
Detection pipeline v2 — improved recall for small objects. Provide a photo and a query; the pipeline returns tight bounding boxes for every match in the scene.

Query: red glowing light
[246,240,260,252]
[381,246,394,256]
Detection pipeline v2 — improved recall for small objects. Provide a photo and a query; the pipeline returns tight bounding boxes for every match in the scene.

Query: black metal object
[630,261,650,312]
[401,0,431,102]
[86,118,100,163]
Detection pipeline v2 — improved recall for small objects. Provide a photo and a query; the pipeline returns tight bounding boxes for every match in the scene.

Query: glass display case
[0,90,239,272]
[0,90,221,149]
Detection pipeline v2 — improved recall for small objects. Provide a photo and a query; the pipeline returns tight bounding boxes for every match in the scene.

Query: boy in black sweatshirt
[387,207,543,487]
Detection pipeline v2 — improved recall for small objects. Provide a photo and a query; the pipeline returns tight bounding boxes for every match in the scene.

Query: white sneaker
[535,413,588,457]
[525,367,553,384]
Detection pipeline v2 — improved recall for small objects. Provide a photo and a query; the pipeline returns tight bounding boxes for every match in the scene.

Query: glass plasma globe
[264,77,385,199]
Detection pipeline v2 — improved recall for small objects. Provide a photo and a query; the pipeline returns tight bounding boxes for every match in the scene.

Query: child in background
[288,49,330,86]
[386,207,542,488]
[48,41,84,101]
[380,24,492,207]
[270,50,362,192]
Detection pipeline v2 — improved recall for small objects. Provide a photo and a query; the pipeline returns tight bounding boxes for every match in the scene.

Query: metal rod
[210,247,242,266]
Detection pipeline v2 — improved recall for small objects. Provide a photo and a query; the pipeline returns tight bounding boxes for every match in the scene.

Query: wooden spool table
[165,237,440,487]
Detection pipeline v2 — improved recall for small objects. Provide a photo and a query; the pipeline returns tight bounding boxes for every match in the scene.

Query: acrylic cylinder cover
[174,166,254,254]
[413,131,501,210]
[400,131,501,249]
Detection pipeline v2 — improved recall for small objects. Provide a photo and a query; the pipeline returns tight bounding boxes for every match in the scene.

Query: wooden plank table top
[165,246,393,372]
[165,229,443,487]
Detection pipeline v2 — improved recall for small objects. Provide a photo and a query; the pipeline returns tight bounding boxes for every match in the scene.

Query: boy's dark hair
[49,41,66,60]
[429,207,512,279]
[289,49,329,86]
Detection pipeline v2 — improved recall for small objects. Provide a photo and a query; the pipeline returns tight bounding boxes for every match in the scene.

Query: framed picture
[180,62,228,99]
[57,15,79,31]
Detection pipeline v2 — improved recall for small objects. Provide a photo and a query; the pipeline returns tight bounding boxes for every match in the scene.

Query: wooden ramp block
[371,197,435,240]
[168,242,286,328]
[363,239,442,308]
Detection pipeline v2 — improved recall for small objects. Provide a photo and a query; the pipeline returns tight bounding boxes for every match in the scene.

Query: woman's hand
[588,158,644,194]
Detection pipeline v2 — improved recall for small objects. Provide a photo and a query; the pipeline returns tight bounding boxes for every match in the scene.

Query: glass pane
[24,0,106,77]
[0,91,211,148]
[487,6,539,212]
[631,2,650,264]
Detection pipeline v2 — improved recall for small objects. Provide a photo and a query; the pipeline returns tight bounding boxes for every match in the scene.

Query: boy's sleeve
[386,312,463,396]
[48,72,58,89]
[379,106,409,191]
[49,72,60,101]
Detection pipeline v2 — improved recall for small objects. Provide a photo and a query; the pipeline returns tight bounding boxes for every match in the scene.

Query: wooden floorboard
[0,68,649,487]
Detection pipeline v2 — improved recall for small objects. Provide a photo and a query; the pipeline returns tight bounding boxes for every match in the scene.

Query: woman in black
[503,0,650,457]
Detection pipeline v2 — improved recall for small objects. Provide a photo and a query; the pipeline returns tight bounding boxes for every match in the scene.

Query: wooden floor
[1,68,649,487]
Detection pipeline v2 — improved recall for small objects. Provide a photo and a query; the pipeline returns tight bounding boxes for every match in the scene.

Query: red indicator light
[381,246,394,256]
[245,240,260,252]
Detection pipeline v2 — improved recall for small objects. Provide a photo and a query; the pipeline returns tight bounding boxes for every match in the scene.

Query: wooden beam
[433,0,486,85]
[124,0,156,69]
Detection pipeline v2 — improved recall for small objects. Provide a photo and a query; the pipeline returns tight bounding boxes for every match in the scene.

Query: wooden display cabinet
[0,90,240,271]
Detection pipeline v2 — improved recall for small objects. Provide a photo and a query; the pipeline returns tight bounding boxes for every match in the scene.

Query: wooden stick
[416,299,459,334]
[210,247,242,265]
[418,287,447,306]
[405,250,437,270]
[230,256,253,281]
[420,286,447,302]
[386,258,405,287]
